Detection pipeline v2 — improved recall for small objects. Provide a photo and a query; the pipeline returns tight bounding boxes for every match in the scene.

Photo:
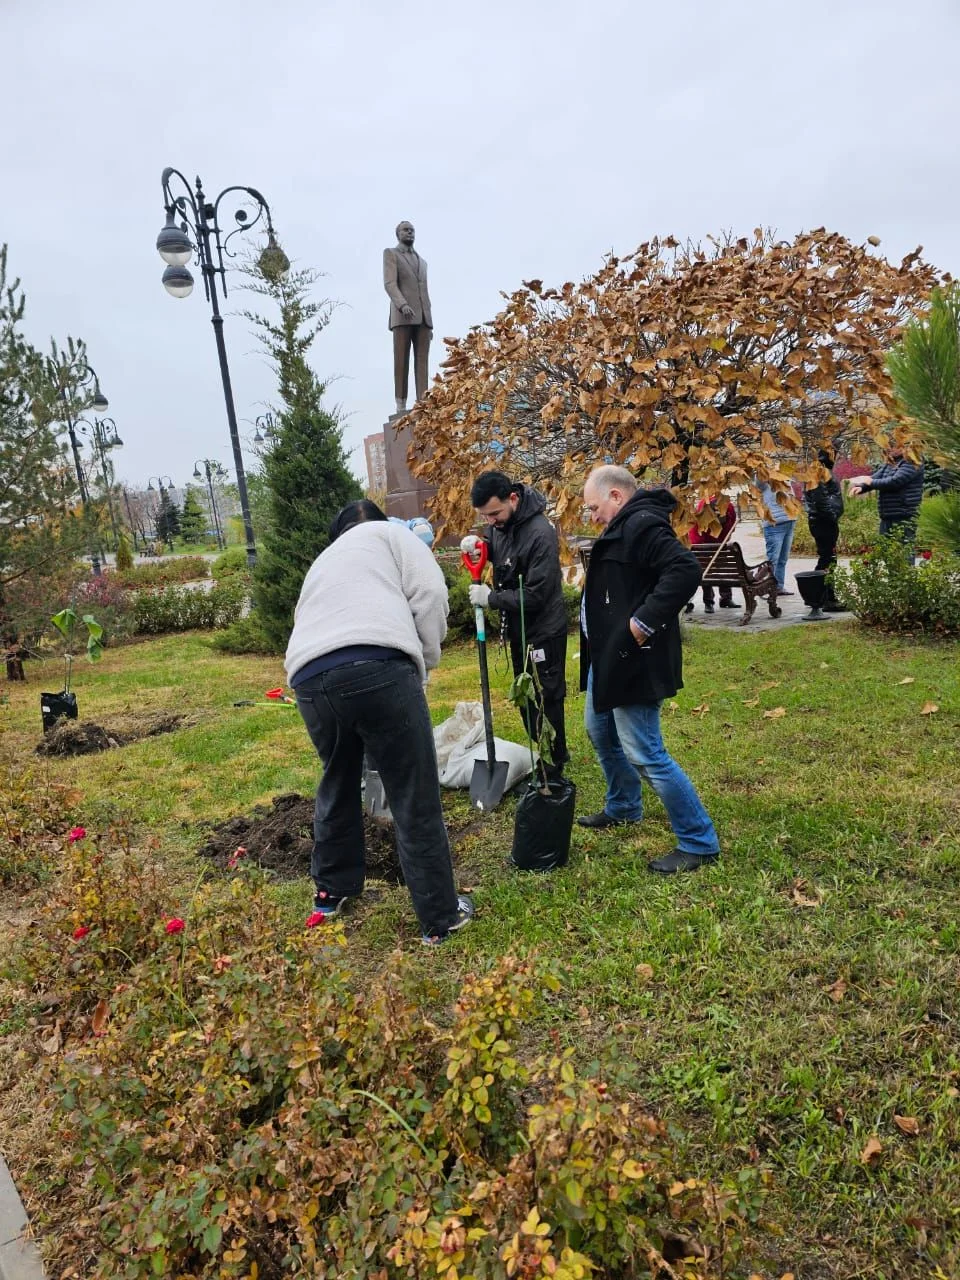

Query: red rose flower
[72,925,91,940]
[165,917,185,934]
[305,911,327,929]
[68,826,87,843]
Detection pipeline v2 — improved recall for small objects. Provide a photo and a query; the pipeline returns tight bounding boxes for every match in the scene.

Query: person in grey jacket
[849,449,924,561]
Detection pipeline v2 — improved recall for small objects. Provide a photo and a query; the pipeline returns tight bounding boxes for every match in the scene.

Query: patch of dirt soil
[197,792,486,886]
[35,711,190,757]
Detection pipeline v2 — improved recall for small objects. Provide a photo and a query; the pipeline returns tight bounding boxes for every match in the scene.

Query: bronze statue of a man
[383,221,433,415]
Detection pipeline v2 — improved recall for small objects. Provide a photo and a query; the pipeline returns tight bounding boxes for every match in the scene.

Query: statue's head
[396,221,415,246]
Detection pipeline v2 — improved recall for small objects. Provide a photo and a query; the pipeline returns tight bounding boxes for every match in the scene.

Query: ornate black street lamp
[48,350,109,576]
[156,167,288,568]
[76,415,123,551]
[147,475,176,549]
[192,458,227,550]
[253,412,277,446]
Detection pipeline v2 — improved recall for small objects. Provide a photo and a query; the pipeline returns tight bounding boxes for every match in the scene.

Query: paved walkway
[681,520,851,632]
[0,1156,43,1280]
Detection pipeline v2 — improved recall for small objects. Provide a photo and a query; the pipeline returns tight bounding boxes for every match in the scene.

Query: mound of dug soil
[197,792,401,883]
[36,711,188,757]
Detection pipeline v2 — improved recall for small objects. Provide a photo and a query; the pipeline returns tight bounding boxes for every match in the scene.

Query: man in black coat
[849,448,924,562]
[579,466,720,874]
[470,471,569,778]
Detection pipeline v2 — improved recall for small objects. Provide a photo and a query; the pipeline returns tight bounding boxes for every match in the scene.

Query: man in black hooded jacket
[579,466,720,874]
[470,471,569,777]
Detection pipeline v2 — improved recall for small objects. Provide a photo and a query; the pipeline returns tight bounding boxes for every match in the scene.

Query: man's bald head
[583,466,638,527]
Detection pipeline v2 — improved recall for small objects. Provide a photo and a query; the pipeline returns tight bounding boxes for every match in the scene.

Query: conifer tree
[179,488,207,544]
[242,259,361,650]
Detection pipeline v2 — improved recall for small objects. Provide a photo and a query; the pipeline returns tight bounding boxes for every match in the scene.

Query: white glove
[460,535,483,555]
[469,584,491,607]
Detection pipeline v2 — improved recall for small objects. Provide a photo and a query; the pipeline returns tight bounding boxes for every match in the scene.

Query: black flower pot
[511,777,576,872]
[795,571,829,622]
[40,690,78,733]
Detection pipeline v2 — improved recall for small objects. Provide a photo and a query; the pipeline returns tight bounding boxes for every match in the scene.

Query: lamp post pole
[193,459,226,551]
[157,168,288,569]
[78,416,123,552]
[49,350,109,576]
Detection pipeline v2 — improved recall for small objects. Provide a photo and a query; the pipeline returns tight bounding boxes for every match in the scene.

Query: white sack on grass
[434,701,534,791]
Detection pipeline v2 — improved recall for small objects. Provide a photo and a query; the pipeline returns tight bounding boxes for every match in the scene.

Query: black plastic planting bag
[40,690,78,734]
[511,777,576,871]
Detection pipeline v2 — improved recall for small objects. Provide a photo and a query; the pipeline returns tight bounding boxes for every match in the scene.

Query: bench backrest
[690,541,751,581]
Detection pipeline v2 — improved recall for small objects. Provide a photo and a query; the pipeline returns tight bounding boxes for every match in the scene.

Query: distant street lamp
[156,166,288,568]
[253,412,277,446]
[76,415,123,551]
[48,352,109,576]
[192,458,227,550]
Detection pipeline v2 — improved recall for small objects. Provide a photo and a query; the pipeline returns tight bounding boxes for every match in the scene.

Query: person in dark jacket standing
[578,466,720,874]
[805,449,844,572]
[469,471,569,778]
[849,448,924,562]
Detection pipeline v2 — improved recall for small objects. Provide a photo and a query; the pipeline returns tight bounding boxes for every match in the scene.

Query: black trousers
[508,631,568,773]
[808,516,839,571]
[294,659,459,936]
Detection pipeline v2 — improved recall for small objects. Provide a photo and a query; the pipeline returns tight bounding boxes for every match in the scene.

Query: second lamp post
[156,167,288,568]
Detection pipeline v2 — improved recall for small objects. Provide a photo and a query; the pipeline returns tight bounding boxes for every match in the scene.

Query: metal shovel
[462,539,510,811]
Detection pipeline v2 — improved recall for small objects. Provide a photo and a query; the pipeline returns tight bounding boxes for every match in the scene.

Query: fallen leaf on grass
[897,677,916,685]
[635,963,654,982]
[763,707,787,719]
[91,998,109,1037]
[790,879,823,909]
[690,703,709,718]
[920,702,939,715]
[893,1114,920,1136]
[860,1135,883,1165]
[40,1020,62,1055]
[826,979,848,1003]
[760,680,781,690]
[742,697,760,707]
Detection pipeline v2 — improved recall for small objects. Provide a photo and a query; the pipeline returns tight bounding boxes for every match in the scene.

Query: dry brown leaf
[827,979,848,1003]
[897,677,915,685]
[763,707,787,719]
[893,1114,920,1136]
[635,963,654,982]
[40,1020,62,1055]
[91,998,109,1037]
[690,703,710,718]
[759,680,781,690]
[860,1135,883,1165]
[920,702,939,715]
[790,879,823,909]
[742,697,760,707]
[867,234,881,246]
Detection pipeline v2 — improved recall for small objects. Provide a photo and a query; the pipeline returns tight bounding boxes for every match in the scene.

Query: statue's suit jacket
[383,247,433,330]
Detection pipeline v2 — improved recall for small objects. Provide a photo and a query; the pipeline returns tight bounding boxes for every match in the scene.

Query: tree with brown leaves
[409,229,943,545]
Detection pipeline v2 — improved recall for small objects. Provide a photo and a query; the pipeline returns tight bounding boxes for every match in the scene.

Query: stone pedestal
[383,413,436,521]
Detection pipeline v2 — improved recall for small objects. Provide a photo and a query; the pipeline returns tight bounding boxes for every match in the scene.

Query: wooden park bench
[689,542,781,625]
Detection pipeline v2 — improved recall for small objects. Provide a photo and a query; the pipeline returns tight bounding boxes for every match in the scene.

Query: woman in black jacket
[805,449,844,572]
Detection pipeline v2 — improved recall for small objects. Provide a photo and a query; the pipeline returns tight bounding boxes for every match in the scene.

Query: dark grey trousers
[392,324,432,403]
[294,658,459,936]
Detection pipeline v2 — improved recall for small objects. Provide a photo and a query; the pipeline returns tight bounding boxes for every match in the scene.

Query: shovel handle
[461,539,488,581]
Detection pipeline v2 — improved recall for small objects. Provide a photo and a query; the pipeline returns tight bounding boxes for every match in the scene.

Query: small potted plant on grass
[40,607,103,733]
[507,577,576,871]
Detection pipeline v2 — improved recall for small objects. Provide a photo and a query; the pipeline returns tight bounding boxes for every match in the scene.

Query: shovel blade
[469,757,510,812]
[363,768,392,821]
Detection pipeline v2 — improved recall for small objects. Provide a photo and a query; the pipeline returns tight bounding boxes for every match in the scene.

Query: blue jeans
[295,658,460,936]
[583,669,719,855]
[763,520,796,590]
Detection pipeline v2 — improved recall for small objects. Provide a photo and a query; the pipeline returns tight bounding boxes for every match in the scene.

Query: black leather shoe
[648,850,719,874]
[683,602,695,614]
[704,603,715,614]
[576,811,635,829]
[719,600,738,608]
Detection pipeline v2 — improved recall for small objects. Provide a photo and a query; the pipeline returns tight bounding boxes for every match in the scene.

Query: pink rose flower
[68,827,87,843]
[72,925,91,940]
[165,917,185,934]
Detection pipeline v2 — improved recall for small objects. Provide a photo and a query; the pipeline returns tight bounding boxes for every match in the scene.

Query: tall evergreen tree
[242,258,361,650]
[180,487,207,544]
[154,491,181,548]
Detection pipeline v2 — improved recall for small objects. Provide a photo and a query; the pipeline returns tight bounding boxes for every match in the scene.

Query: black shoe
[719,600,738,608]
[648,850,720,874]
[312,889,349,918]
[576,810,636,829]
[704,603,715,614]
[776,589,795,597]
[421,894,475,945]
[684,602,695,614]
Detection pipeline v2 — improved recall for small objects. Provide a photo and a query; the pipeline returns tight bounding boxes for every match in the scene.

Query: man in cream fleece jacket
[285,500,472,944]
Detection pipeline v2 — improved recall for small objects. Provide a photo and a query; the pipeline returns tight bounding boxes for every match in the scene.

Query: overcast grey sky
[3,0,958,490]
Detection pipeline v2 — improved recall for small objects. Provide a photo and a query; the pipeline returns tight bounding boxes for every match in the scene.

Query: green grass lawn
[2,622,959,1277]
